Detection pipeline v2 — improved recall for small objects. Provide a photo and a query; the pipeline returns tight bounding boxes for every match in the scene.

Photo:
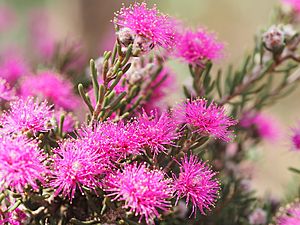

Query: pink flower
[276,201,300,225]
[0,53,29,83]
[175,28,224,66]
[283,0,300,13]
[49,139,106,201]
[0,135,47,193]
[20,71,80,110]
[0,97,53,134]
[291,123,300,151]
[0,78,15,101]
[175,98,237,141]
[79,121,142,159]
[114,2,177,51]
[240,112,281,142]
[106,163,173,224]
[172,154,220,216]
[134,110,180,156]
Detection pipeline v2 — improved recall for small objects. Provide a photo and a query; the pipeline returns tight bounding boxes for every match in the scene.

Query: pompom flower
[175,98,237,141]
[106,163,173,224]
[176,28,224,66]
[20,71,79,110]
[49,139,106,200]
[0,135,47,193]
[0,78,15,101]
[134,110,180,155]
[114,2,177,50]
[172,154,220,216]
[0,97,53,134]
[275,201,300,225]
[79,121,142,159]
[240,112,281,142]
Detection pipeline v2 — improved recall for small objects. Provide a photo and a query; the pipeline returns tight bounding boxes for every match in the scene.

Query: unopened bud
[262,25,285,51]
[117,28,134,47]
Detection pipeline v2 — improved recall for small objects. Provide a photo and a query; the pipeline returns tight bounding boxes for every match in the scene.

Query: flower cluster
[49,139,106,200]
[3,1,300,225]
[175,98,237,141]
[173,154,220,216]
[134,110,180,155]
[106,163,173,224]
[114,2,177,52]
[0,135,47,193]
[0,97,53,134]
[175,28,224,66]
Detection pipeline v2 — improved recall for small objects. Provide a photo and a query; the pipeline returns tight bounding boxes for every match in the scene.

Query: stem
[219,51,300,105]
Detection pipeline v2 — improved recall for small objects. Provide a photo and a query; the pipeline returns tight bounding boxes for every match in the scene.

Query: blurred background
[1,0,299,199]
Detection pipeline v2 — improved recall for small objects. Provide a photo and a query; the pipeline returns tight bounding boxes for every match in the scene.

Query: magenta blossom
[173,154,220,216]
[0,97,53,134]
[175,98,237,141]
[0,53,29,83]
[240,112,281,142]
[106,163,173,224]
[276,201,300,225]
[49,139,106,201]
[79,121,142,159]
[134,110,180,156]
[20,71,80,110]
[0,78,15,101]
[176,28,224,66]
[0,135,47,193]
[114,2,177,50]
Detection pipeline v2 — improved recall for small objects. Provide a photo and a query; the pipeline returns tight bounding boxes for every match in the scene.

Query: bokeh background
[1,0,299,199]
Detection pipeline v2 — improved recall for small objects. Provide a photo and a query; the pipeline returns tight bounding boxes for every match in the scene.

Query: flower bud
[117,27,134,47]
[262,25,285,51]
